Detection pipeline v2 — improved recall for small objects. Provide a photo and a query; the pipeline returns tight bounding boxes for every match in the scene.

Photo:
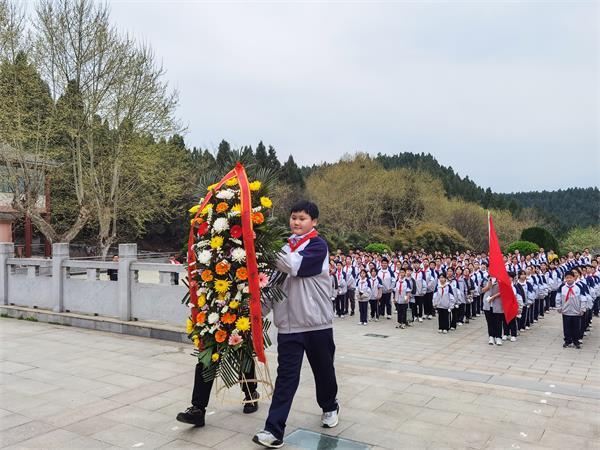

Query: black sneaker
[243,390,259,414]
[574,343,581,349]
[176,406,205,427]
[563,343,569,348]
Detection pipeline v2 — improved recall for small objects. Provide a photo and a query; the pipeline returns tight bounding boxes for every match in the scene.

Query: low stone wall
[0,243,188,329]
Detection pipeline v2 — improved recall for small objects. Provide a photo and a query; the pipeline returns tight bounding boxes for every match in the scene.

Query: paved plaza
[1,311,598,449]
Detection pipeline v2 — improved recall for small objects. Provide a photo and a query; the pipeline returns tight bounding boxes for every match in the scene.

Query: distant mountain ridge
[301,152,599,231]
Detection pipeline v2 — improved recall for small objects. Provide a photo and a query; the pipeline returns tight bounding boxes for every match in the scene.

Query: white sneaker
[495,338,503,346]
[253,430,283,449]
[457,322,463,326]
[502,335,507,341]
[442,330,448,334]
[510,336,516,342]
[525,326,530,330]
[488,337,495,345]
[418,318,423,322]
[387,315,392,319]
[321,405,339,428]
[358,322,363,325]
[363,323,367,326]
[341,315,345,319]
[428,315,433,320]
[450,327,456,331]
[374,318,379,322]
[438,329,443,333]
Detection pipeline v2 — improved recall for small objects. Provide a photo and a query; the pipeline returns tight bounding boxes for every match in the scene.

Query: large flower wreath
[183,163,285,388]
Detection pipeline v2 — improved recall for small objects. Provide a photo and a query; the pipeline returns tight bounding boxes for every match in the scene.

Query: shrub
[520,227,559,253]
[410,223,470,254]
[561,226,600,254]
[506,240,540,255]
[364,243,392,254]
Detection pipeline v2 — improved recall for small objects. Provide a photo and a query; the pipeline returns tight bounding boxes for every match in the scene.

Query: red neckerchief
[288,229,318,252]
[565,285,574,302]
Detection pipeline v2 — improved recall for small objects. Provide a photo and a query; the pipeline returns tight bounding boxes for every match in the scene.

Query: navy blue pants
[265,329,338,440]
[562,315,579,345]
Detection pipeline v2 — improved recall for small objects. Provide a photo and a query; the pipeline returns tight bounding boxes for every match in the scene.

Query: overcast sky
[106,0,599,193]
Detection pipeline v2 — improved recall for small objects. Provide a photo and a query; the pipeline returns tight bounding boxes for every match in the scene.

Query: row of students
[329,250,600,348]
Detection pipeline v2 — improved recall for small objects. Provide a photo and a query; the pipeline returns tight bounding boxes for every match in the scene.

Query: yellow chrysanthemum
[210,236,224,249]
[249,181,261,191]
[192,335,200,348]
[260,196,272,208]
[188,205,201,214]
[197,294,206,307]
[231,203,241,213]
[186,318,194,334]
[235,316,251,332]
[207,183,218,191]
[214,279,232,294]
[226,177,238,186]
[229,300,240,309]
[201,204,213,216]
[211,353,220,362]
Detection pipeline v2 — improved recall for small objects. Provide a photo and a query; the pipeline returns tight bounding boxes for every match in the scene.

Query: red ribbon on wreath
[187,163,266,363]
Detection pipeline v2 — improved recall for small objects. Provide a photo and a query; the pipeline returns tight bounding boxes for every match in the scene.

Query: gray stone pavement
[1,310,598,449]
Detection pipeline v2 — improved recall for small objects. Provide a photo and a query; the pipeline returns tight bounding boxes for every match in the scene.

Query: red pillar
[24,214,32,257]
[44,173,52,257]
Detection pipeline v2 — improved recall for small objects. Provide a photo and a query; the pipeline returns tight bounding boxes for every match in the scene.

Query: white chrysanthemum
[221,306,229,313]
[216,189,235,200]
[208,312,220,324]
[212,217,230,234]
[231,247,246,263]
[230,238,242,245]
[197,250,212,265]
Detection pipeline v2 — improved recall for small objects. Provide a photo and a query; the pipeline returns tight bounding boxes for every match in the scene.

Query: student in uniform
[502,273,521,342]
[369,268,382,322]
[413,262,428,322]
[556,270,585,348]
[425,260,438,319]
[447,268,460,330]
[355,269,371,326]
[394,268,413,329]
[463,267,474,322]
[482,277,503,345]
[432,273,454,334]
[378,258,395,320]
[515,270,535,331]
[454,267,467,326]
[343,257,357,316]
[254,201,339,448]
[333,262,347,318]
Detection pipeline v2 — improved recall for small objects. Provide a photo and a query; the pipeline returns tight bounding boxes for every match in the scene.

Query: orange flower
[221,312,237,325]
[215,329,227,343]
[216,202,229,213]
[215,261,231,275]
[201,269,213,282]
[190,217,204,227]
[252,212,264,225]
[195,311,206,324]
[235,267,248,280]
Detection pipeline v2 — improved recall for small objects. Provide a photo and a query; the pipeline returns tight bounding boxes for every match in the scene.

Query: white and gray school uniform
[449,279,464,306]
[334,271,348,297]
[378,268,395,294]
[483,281,503,313]
[355,278,372,303]
[433,283,455,309]
[369,277,381,300]
[394,278,413,304]
[556,283,585,315]
[343,266,356,291]
[413,270,428,297]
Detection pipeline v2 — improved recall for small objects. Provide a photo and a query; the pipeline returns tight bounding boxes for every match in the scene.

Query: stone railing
[0,242,188,327]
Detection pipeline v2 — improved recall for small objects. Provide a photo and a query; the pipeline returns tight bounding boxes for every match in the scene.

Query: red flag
[488,212,519,323]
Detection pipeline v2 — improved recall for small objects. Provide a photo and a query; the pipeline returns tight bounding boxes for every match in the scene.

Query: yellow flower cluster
[214,279,232,294]
[260,196,272,208]
[226,177,238,186]
[249,181,261,191]
[210,236,224,249]
[236,316,251,331]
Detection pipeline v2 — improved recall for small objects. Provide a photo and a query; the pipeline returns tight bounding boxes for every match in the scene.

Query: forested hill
[310,152,598,230]
[500,188,600,229]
